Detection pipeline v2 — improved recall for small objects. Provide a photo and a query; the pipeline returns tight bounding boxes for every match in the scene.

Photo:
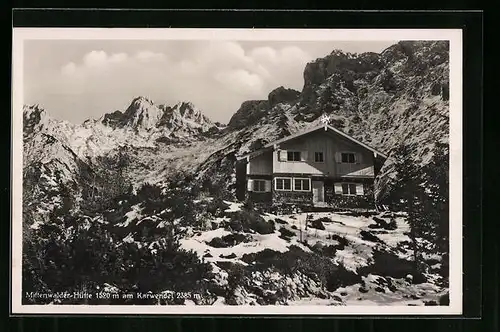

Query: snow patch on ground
[116,204,143,227]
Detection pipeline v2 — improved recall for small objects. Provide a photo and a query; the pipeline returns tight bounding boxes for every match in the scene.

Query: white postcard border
[11,28,463,315]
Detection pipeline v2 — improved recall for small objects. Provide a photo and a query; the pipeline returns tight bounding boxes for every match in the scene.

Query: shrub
[206,197,230,218]
[228,210,275,235]
[136,182,162,203]
[370,216,398,230]
[274,218,288,225]
[360,230,383,243]
[314,217,332,224]
[358,250,414,279]
[309,219,326,230]
[278,227,295,239]
[225,262,248,302]
[320,245,338,258]
[328,234,350,250]
[387,218,398,230]
[241,248,281,265]
[241,246,361,291]
[219,253,237,259]
[207,233,251,248]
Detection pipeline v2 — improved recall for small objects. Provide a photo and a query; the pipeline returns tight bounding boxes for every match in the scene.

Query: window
[275,177,292,191]
[287,151,301,161]
[294,178,311,191]
[314,152,324,163]
[342,183,357,195]
[341,152,356,163]
[253,180,266,192]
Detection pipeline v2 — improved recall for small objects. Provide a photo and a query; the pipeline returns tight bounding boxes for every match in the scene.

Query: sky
[23,40,396,124]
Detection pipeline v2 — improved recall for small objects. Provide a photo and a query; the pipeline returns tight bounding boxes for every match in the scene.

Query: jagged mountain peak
[100,96,162,130]
[23,104,48,122]
[129,96,155,109]
[23,104,57,139]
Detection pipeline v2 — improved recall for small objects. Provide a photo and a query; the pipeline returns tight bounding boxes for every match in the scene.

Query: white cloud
[249,46,278,64]
[61,62,77,75]
[135,51,166,62]
[179,60,198,75]
[109,52,128,63]
[214,69,264,94]
[83,50,108,67]
[52,42,318,122]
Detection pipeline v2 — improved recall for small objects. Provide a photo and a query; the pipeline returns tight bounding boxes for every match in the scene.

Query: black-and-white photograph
[11,28,462,315]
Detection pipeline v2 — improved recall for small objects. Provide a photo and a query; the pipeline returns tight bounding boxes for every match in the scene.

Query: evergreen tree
[389,143,427,273]
[388,142,450,276]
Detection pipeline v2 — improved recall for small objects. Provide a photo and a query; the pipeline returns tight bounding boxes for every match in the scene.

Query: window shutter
[247,179,253,192]
[334,183,343,194]
[356,183,364,196]
[301,151,308,161]
[265,180,272,192]
[355,153,362,164]
[278,150,287,161]
[335,152,341,163]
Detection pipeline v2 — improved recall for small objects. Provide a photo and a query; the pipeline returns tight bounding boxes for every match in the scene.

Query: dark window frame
[253,179,267,192]
[275,177,292,191]
[287,151,301,161]
[341,183,357,195]
[341,152,356,163]
[293,178,311,192]
[314,151,324,163]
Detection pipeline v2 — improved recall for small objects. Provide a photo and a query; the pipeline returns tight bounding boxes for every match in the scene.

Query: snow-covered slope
[98,196,448,306]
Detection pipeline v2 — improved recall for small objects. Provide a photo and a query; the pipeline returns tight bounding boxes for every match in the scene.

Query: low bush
[274,218,288,225]
[313,217,332,224]
[220,253,237,259]
[387,218,398,230]
[360,230,383,243]
[206,197,230,218]
[241,246,361,291]
[309,219,326,230]
[207,233,251,248]
[278,227,295,241]
[340,210,378,218]
[228,210,275,235]
[358,250,416,279]
[369,216,398,230]
[328,234,349,250]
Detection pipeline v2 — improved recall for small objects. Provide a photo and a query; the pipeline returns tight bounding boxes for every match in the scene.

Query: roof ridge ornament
[320,113,331,130]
